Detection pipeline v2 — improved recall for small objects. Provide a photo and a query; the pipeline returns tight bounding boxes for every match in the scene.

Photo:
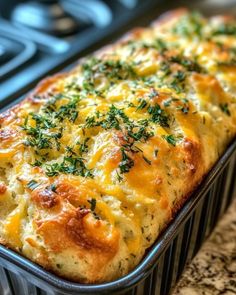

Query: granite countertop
[172,198,236,295]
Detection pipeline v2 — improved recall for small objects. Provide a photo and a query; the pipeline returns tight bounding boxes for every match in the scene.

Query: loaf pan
[1,1,236,294]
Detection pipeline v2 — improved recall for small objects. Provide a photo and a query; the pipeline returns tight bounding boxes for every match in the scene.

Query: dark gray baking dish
[1,1,236,295]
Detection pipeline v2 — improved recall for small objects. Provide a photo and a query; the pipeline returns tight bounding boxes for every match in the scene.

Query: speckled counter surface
[172,198,236,295]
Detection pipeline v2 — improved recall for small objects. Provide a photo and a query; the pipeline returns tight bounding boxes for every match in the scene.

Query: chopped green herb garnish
[219,103,231,116]
[136,99,148,110]
[170,71,186,93]
[160,61,171,77]
[179,105,189,114]
[46,155,93,178]
[172,11,203,37]
[116,170,123,182]
[147,104,169,127]
[154,149,159,157]
[169,55,203,73]
[54,96,80,123]
[77,137,90,155]
[173,71,186,82]
[164,99,172,107]
[31,160,42,167]
[81,57,137,93]
[177,99,190,114]
[21,115,63,151]
[27,180,40,190]
[47,183,57,192]
[143,156,151,165]
[162,134,177,146]
[148,89,159,99]
[88,198,96,211]
[212,24,236,36]
[119,148,134,174]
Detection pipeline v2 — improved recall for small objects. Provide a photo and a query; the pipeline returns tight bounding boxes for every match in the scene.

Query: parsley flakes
[119,148,134,174]
[46,155,93,178]
[88,198,97,211]
[162,134,177,146]
[220,103,231,116]
[27,180,40,190]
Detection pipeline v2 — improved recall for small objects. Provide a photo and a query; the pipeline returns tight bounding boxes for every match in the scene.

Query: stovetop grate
[0,21,36,80]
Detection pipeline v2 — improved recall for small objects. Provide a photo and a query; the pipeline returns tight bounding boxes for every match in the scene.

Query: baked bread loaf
[0,9,236,283]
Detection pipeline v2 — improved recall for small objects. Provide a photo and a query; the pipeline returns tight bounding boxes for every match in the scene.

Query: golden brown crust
[151,7,188,27]
[31,187,60,209]
[0,183,7,194]
[28,73,68,98]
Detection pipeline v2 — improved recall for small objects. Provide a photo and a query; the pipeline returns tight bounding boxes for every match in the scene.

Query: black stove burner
[11,0,80,37]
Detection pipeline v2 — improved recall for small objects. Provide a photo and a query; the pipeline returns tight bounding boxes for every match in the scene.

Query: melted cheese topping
[0,9,236,283]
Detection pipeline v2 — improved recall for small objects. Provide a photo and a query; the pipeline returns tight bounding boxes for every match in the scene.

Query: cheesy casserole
[0,9,236,283]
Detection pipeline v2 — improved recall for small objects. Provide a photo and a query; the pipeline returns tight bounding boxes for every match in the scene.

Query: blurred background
[0,0,236,107]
